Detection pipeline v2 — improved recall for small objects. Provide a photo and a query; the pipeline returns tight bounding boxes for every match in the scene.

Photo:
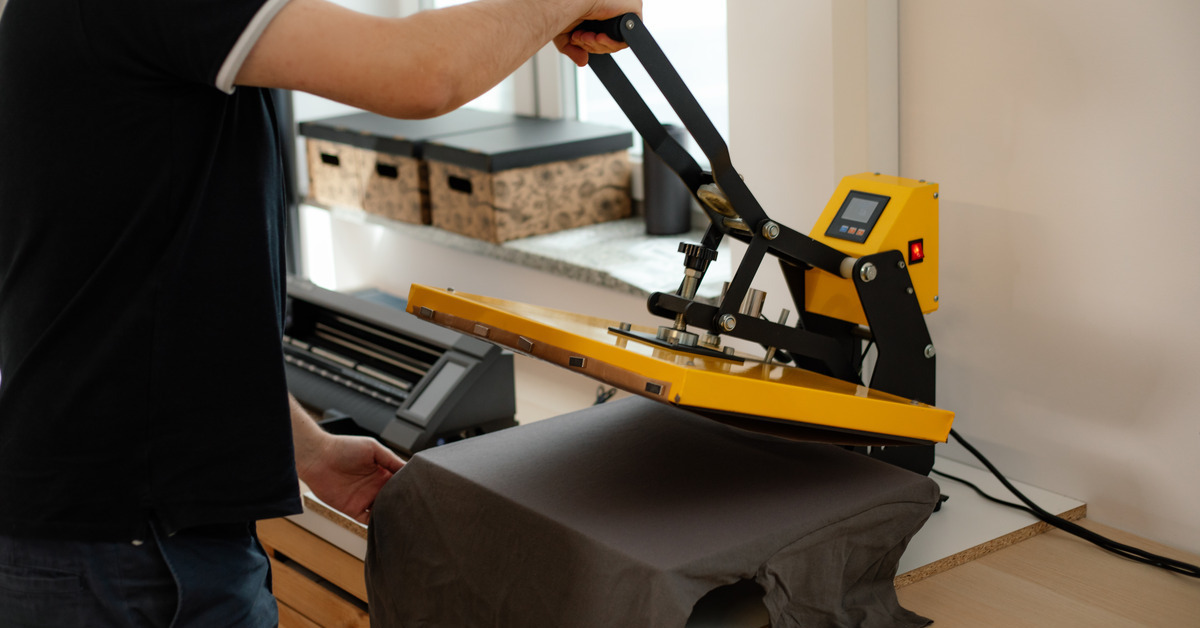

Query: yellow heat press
[408,15,952,474]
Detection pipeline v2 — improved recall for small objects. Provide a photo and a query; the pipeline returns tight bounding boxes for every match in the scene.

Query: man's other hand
[299,433,405,524]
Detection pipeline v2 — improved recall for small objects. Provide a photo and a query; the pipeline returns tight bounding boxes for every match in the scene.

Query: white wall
[898,0,1200,553]
[730,0,1199,553]
[725,1,899,306]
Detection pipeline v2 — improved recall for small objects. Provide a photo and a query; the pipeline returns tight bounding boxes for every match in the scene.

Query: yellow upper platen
[407,285,953,445]
[805,173,939,327]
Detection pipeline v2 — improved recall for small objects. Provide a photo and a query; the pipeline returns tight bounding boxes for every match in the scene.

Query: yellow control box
[805,173,939,327]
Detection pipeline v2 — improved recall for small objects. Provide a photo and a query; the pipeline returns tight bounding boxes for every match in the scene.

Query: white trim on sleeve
[214,0,292,94]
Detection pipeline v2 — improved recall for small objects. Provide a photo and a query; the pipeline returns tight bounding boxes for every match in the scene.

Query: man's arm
[289,394,405,523]
[236,0,640,119]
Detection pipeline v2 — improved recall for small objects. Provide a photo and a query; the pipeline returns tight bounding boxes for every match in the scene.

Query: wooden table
[897,519,1200,626]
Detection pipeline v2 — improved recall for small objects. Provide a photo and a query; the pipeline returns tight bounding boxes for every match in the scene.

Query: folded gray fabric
[367,396,936,627]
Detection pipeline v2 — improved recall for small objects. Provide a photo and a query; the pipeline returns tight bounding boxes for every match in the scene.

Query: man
[0,0,638,625]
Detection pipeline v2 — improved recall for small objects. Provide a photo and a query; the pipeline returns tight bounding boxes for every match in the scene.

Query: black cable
[944,429,1200,579]
[930,469,1035,517]
[593,386,617,405]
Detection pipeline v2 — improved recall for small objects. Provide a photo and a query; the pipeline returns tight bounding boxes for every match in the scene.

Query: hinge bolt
[859,262,877,283]
[719,314,737,332]
[762,221,780,240]
[924,344,936,359]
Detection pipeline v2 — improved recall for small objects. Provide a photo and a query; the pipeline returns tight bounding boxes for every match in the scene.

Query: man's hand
[290,395,405,524]
[555,1,643,67]
[298,433,404,524]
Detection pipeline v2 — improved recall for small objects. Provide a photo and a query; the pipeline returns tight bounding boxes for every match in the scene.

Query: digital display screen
[825,190,891,243]
[842,197,881,223]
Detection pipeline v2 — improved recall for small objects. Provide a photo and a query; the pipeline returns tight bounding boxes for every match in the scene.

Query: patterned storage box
[423,118,633,243]
[299,110,517,224]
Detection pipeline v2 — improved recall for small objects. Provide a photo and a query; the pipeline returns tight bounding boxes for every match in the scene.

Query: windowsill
[312,204,732,302]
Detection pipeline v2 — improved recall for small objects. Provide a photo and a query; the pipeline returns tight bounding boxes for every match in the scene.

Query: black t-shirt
[0,0,302,540]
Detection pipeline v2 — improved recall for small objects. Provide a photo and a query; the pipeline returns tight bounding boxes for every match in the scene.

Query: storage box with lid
[422,118,633,243]
[298,109,517,224]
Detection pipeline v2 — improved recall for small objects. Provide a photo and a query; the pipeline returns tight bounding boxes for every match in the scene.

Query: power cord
[939,429,1200,579]
[931,468,1035,518]
[593,386,617,405]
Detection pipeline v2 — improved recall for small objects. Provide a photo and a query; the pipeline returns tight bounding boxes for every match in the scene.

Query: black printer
[284,277,516,455]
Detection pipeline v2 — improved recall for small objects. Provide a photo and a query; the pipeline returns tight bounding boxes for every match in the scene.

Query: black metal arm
[581,17,935,391]
[581,15,940,473]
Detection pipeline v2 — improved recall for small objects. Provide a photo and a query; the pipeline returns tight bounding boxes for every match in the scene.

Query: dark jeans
[0,521,277,628]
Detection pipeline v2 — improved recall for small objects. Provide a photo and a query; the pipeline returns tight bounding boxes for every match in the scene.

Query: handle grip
[574,15,634,43]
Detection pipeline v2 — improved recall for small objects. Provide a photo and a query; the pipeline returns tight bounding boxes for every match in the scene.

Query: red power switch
[908,239,925,264]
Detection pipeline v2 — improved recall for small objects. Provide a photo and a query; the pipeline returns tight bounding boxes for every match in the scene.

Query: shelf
[310,204,731,302]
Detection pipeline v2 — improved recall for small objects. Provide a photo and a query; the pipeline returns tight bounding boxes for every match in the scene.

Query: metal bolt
[898,260,906,270]
[924,344,936,358]
[906,287,915,295]
[719,314,737,332]
[859,262,877,283]
[933,192,940,199]
[618,321,632,332]
[626,18,636,30]
[934,295,940,302]
[762,221,780,240]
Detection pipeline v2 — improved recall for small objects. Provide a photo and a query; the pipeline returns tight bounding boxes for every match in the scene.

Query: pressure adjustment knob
[678,242,718,272]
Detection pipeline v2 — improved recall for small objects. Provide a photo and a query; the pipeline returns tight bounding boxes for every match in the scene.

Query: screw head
[924,344,936,359]
[719,314,737,332]
[898,260,906,270]
[859,263,877,283]
[625,18,636,30]
[762,221,780,240]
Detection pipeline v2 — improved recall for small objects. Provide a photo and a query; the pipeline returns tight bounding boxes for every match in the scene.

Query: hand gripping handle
[574,16,630,43]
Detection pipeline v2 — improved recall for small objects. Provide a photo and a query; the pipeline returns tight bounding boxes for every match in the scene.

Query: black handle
[574,15,634,43]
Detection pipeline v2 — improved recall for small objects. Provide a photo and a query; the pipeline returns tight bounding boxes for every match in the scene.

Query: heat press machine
[406,15,952,474]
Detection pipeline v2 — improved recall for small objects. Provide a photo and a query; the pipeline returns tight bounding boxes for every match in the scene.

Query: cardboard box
[304,138,371,211]
[423,118,633,243]
[299,110,517,224]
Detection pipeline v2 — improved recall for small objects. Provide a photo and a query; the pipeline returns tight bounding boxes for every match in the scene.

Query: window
[576,0,728,153]
[426,0,517,113]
